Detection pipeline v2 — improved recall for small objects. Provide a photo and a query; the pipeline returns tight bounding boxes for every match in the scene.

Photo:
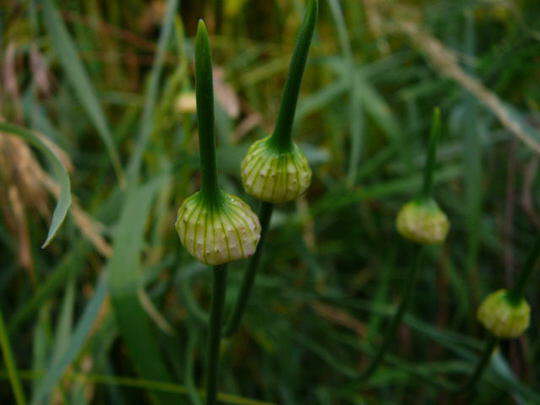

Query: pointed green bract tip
[197,19,207,35]
[477,289,530,338]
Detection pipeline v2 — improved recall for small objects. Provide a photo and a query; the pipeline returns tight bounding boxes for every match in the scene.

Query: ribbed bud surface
[241,137,311,203]
[396,199,450,245]
[477,289,530,338]
[175,192,261,265]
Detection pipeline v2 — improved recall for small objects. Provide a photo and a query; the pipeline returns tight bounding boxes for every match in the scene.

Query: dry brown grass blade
[312,301,366,337]
[1,123,111,258]
[362,1,540,153]
[7,187,35,276]
[395,19,540,154]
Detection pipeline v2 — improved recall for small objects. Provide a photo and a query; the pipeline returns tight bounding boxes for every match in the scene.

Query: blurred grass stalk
[357,108,444,382]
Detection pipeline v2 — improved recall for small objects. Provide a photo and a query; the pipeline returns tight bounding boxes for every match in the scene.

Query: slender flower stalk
[175,21,261,405]
[507,234,540,304]
[225,0,318,336]
[269,0,318,153]
[360,246,425,380]
[224,202,274,337]
[359,108,446,382]
[459,335,499,393]
[421,108,441,199]
[205,265,228,405]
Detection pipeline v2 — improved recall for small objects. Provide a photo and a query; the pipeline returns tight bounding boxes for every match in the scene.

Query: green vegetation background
[1,0,540,403]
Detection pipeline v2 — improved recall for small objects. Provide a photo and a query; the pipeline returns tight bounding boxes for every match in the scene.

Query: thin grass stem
[458,335,498,393]
[508,234,540,303]
[358,246,425,381]
[421,108,441,199]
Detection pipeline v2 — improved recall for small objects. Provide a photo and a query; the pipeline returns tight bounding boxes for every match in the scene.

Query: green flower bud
[396,198,450,245]
[175,192,261,265]
[241,136,312,203]
[477,289,530,338]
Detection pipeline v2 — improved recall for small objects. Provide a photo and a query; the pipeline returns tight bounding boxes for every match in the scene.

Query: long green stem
[508,234,540,304]
[205,265,228,405]
[421,108,441,199]
[268,0,318,152]
[224,202,274,337]
[0,309,26,405]
[360,246,425,380]
[195,21,221,206]
[459,335,498,393]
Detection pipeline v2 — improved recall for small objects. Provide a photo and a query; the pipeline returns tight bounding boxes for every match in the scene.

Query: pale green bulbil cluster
[477,289,530,338]
[241,137,312,204]
[175,192,261,265]
[396,199,450,245]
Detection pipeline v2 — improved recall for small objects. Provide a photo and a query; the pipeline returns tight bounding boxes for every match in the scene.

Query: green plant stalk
[0,309,26,405]
[508,234,540,304]
[458,335,498,393]
[359,246,425,380]
[268,0,318,152]
[205,265,228,405]
[224,1,317,336]
[195,21,222,207]
[421,107,441,199]
[224,202,274,337]
[358,108,442,381]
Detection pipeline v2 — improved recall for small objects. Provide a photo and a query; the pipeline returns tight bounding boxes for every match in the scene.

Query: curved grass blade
[0,122,71,248]
[41,0,124,183]
[108,177,176,404]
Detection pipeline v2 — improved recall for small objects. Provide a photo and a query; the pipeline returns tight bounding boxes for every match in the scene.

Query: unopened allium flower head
[477,289,530,338]
[175,21,261,266]
[396,198,450,245]
[176,192,260,265]
[241,136,311,203]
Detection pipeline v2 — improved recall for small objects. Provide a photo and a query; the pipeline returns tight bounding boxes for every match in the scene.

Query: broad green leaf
[108,177,176,404]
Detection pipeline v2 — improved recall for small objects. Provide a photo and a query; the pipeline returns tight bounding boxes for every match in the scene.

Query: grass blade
[0,309,26,405]
[41,0,124,183]
[30,273,108,405]
[0,122,71,248]
[0,370,277,405]
[127,0,178,182]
